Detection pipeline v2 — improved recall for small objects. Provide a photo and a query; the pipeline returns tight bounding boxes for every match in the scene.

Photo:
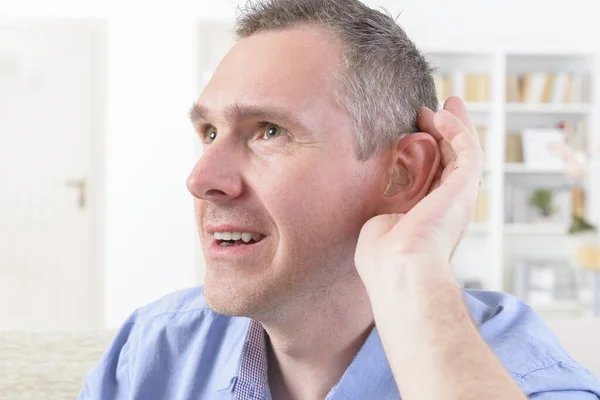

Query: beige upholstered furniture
[0,331,115,400]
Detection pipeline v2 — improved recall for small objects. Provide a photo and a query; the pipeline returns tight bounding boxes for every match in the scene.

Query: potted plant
[528,189,555,221]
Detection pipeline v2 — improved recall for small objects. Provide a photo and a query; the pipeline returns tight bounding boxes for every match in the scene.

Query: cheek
[194,199,208,242]
[262,162,362,245]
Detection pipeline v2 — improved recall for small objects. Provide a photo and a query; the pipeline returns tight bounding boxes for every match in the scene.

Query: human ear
[381,132,441,213]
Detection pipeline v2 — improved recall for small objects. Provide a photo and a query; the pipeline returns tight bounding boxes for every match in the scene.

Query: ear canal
[384,164,412,197]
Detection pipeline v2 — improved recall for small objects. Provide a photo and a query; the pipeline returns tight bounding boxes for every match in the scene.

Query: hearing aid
[384,164,412,196]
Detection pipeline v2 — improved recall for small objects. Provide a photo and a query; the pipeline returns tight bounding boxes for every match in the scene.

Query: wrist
[366,257,459,310]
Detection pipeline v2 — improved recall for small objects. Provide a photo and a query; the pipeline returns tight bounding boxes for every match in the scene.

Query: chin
[203,272,276,318]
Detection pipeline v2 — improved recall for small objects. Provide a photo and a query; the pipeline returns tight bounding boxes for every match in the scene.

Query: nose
[186,143,243,203]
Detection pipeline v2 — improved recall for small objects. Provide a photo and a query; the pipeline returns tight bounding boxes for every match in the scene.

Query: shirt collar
[233,319,269,399]
[215,317,253,392]
[216,318,269,396]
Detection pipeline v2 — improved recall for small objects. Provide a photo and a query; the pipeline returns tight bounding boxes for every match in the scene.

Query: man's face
[187,25,383,318]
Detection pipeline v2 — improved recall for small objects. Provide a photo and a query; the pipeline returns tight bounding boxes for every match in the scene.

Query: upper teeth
[214,232,262,242]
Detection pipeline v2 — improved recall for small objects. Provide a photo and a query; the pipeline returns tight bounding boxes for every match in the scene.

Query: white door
[0,22,95,329]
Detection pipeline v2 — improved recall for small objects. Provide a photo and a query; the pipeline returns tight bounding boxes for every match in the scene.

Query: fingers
[418,107,456,168]
[433,110,484,182]
[418,97,481,172]
[417,106,443,142]
[443,96,477,138]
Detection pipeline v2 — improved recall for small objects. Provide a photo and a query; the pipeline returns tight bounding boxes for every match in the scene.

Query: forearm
[369,264,527,400]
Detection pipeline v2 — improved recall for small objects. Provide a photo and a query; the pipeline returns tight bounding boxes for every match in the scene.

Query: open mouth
[214,232,266,247]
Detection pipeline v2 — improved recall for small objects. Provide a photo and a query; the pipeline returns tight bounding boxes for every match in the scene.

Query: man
[79,0,600,399]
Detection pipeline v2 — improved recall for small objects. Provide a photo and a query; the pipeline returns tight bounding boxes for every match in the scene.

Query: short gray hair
[235,0,438,160]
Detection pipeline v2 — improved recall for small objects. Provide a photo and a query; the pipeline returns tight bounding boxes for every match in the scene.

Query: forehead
[199,25,345,118]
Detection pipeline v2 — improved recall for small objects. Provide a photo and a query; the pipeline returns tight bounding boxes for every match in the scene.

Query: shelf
[505,103,592,114]
[530,300,588,313]
[504,223,567,235]
[437,102,491,113]
[504,163,564,175]
[466,102,491,112]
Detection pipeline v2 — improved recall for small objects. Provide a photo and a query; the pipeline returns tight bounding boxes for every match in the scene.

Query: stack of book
[434,71,490,104]
[506,72,586,104]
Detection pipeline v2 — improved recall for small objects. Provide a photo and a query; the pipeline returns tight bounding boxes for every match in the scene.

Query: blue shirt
[79,286,600,399]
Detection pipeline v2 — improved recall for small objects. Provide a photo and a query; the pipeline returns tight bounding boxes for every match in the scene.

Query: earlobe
[384,164,412,197]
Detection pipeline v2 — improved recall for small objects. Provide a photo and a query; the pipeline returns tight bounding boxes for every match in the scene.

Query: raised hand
[355,96,484,292]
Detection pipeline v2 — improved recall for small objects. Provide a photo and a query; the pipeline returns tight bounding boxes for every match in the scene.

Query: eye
[262,123,288,140]
[203,126,217,143]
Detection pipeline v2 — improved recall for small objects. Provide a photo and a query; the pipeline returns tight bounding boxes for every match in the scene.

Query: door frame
[88,19,108,329]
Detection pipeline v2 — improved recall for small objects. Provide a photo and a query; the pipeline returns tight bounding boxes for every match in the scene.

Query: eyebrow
[188,102,303,130]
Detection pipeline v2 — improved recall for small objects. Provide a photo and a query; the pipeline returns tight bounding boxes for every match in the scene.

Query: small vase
[567,231,600,271]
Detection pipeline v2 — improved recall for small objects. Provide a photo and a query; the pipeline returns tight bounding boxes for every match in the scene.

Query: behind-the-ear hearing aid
[384,164,412,197]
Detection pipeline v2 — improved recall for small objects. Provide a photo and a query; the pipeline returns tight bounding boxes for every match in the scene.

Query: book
[476,125,487,156]
[433,73,452,106]
[520,73,532,102]
[523,72,549,104]
[540,73,553,103]
[564,74,574,103]
[465,73,489,102]
[444,74,453,104]
[571,187,586,218]
[571,73,584,103]
[550,72,570,104]
[505,134,524,163]
[433,73,446,105]
[506,73,521,102]
[474,190,490,223]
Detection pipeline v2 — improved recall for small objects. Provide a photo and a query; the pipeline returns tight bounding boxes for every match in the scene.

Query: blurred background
[1,0,599,331]
[2,1,600,397]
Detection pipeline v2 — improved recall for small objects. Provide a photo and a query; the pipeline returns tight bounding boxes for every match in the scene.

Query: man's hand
[354,97,527,400]
[355,96,483,293]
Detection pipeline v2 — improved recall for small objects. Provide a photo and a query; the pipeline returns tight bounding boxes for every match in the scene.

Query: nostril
[204,189,228,198]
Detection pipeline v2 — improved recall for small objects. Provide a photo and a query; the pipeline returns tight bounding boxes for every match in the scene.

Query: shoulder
[133,285,212,321]
[463,289,572,371]
[79,286,249,399]
[127,285,249,341]
[463,290,600,396]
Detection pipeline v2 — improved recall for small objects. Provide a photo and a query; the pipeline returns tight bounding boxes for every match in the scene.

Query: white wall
[103,18,200,327]
[3,0,599,328]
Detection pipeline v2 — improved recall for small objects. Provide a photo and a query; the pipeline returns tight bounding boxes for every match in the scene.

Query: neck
[260,272,374,400]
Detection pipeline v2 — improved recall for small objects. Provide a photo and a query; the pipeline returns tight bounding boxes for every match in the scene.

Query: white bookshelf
[503,163,564,174]
[426,50,598,318]
[504,223,567,236]
[506,103,592,114]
